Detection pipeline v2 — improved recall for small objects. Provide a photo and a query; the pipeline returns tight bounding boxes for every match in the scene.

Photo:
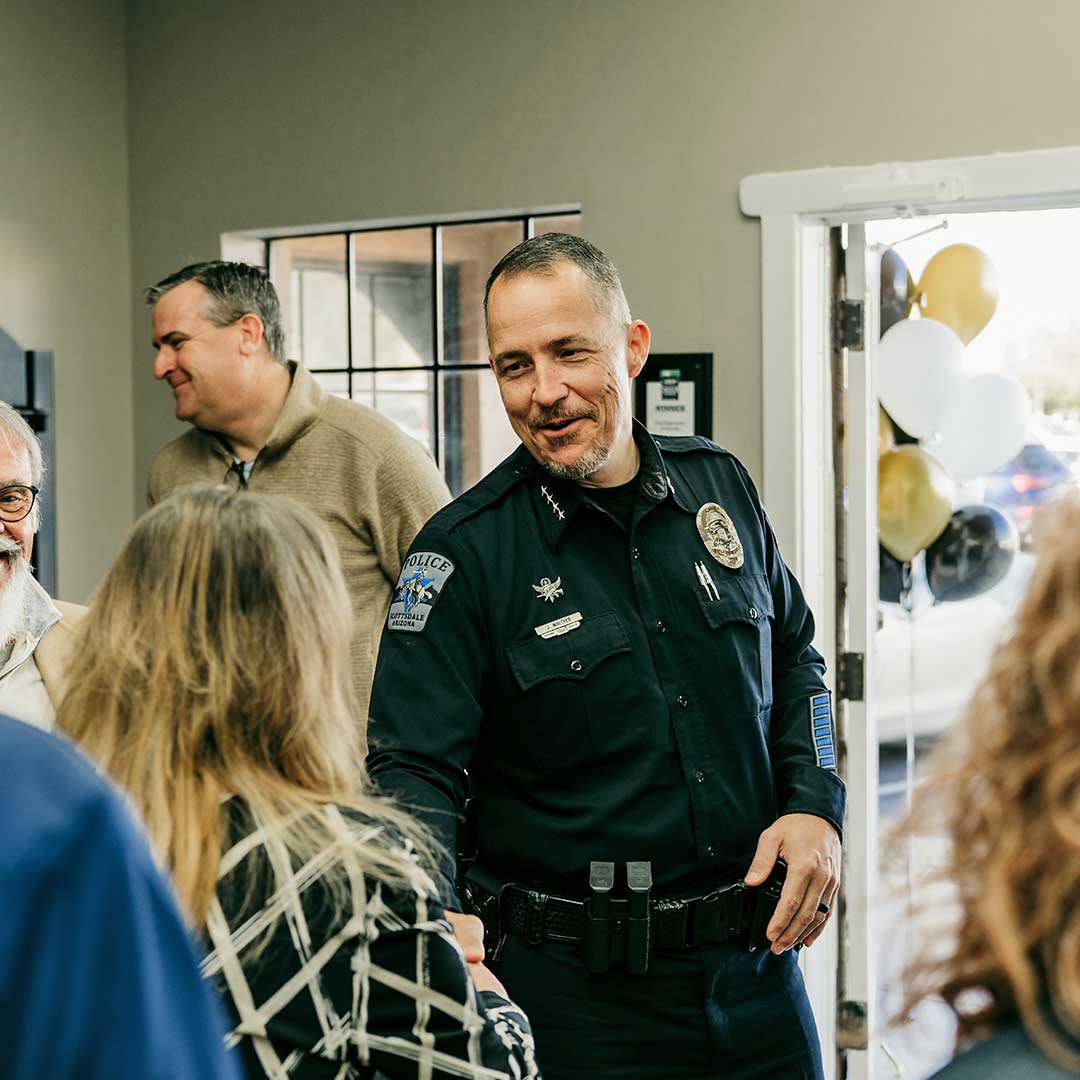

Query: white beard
[0,554,32,648]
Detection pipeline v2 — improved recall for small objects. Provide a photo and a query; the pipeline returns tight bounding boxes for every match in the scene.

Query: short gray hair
[0,400,44,488]
[144,260,286,363]
[483,233,632,336]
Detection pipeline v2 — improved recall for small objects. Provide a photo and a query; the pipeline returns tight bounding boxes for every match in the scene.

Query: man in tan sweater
[145,262,449,729]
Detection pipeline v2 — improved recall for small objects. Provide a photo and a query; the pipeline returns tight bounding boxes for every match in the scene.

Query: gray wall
[122,0,1080,496]
[1,0,134,601]
[125,0,1080,503]
[4,0,1076,589]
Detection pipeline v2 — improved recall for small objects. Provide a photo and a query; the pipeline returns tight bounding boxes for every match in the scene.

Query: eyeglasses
[0,484,39,523]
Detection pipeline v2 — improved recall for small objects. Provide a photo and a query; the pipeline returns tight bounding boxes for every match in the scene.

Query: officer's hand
[446,910,486,964]
[744,813,841,954]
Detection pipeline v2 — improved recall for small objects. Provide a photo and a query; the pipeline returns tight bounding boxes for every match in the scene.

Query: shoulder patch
[387,551,456,633]
[653,434,730,455]
[425,454,529,535]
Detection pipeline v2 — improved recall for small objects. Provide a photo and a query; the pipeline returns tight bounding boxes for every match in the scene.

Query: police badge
[696,502,744,569]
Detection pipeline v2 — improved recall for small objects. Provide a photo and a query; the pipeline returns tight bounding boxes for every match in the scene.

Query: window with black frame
[266,212,581,496]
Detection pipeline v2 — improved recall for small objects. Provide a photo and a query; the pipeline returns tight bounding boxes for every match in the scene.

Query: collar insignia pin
[696,502,744,570]
[532,576,564,603]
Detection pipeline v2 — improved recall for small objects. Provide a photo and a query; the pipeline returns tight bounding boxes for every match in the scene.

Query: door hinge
[837,299,864,351]
[838,651,865,702]
[837,1000,868,1050]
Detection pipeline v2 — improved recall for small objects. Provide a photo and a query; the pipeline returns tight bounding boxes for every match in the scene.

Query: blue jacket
[0,715,241,1080]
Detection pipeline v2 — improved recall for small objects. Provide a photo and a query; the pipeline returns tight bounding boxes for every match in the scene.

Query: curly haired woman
[898,496,1080,1077]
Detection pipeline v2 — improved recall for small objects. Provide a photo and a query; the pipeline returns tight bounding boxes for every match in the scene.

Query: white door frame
[742,145,1080,558]
[739,145,1080,1080]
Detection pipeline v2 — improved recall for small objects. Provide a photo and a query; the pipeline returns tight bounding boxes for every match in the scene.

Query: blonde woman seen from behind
[896,495,1080,1077]
[57,486,539,1080]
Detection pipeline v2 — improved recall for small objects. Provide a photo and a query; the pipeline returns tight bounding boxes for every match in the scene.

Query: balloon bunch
[876,244,1027,605]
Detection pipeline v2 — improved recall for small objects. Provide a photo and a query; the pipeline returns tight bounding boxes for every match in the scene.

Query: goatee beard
[540,438,613,482]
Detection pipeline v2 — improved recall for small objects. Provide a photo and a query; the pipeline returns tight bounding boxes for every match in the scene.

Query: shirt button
[676,695,689,708]
[706,844,716,857]
[749,606,759,619]
[570,659,583,673]
[632,547,641,559]
[656,620,667,633]
[694,769,705,783]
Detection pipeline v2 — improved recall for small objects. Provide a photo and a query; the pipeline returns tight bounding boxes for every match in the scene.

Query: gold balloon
[878,445,954,563]
[878,407,896,458]
[916,243,999,345]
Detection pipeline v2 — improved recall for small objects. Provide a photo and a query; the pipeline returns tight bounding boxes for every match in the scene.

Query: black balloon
[882,408,919,447]
[880,247,915,337]
[879,545,909,604]
[925,504,1019,603]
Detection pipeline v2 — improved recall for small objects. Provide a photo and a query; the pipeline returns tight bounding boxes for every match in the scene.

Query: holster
[746,862,787,953]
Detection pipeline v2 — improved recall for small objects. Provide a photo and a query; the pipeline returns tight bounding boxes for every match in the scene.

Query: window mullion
[266,211,580,488]
[346,233,356,400]
[432,224,443,467]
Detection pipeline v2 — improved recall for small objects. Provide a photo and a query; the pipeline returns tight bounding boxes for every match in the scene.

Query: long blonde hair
[897,496,1080,1066]
[58,485,432,926]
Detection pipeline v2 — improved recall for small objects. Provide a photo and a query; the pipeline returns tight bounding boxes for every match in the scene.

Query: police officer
[367,234,844,1080]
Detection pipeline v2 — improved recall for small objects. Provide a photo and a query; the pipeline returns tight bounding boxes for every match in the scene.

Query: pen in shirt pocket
[694,560,720,602]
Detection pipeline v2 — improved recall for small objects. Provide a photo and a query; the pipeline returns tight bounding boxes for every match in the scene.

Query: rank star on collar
[539,485,565,522]
[532,576,564,603]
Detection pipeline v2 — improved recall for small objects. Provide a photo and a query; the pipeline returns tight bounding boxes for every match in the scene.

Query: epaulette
[423,449,531,534]
[652,433,734,457]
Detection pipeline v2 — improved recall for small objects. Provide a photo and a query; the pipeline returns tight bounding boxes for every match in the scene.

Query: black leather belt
[501,880,751,949]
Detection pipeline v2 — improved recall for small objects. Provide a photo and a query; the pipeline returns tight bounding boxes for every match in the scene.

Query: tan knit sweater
[147,364,450,740]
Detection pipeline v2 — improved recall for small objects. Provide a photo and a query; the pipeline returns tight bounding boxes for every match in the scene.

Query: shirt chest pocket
[504,611,646,775]
[696,573,774,719]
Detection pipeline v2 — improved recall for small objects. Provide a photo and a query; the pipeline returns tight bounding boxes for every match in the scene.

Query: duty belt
[464,860,784,975]
[502,879,750,948]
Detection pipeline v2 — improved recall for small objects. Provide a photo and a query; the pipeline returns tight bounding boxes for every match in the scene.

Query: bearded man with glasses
[0,401,85,728]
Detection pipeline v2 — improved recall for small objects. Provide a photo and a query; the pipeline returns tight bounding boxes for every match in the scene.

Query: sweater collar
[196,361,325,464]
[261,362,325,459]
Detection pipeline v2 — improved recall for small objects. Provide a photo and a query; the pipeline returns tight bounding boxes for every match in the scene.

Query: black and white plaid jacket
[200,799,540,1080]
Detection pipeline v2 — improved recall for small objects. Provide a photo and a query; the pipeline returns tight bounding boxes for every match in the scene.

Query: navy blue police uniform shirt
[367,422,845,905]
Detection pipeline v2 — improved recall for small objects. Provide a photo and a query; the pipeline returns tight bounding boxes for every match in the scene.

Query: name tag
[534,612,583,639]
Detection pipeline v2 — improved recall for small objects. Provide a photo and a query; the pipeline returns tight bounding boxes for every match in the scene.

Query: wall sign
[634,352,713,438]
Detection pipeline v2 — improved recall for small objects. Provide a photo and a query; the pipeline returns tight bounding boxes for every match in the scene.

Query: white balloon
[877,318,967,439]
[928,372,1032,481]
